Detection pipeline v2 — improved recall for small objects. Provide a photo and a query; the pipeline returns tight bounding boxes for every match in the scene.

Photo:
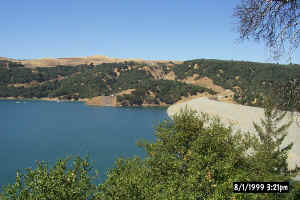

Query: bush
[1,156,97,200]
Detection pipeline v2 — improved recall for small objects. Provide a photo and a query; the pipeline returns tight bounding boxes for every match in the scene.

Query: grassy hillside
[0,59,299,107]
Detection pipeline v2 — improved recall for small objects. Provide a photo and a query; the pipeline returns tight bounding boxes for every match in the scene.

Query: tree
[233,0,300,59]
[0,156,97,200]
[252,98,294,179]
[274,78,300,123]
[97,109,297,199]
[249,98,300,199]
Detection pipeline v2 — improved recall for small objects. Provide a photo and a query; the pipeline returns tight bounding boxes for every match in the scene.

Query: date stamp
[233,182,289,193]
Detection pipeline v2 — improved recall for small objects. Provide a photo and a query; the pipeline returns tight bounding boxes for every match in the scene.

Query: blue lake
[0,100,168,189]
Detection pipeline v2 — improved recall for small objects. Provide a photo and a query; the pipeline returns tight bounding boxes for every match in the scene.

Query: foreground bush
[0,156,97,200]
[97,109,298,199]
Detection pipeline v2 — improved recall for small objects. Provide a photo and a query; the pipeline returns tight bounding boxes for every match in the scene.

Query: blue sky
[1,0,299,64]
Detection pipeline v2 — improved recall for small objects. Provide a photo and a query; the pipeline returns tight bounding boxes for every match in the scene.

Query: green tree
[248,98,300,199]
[1,156,97,200]
[252,98,294,179]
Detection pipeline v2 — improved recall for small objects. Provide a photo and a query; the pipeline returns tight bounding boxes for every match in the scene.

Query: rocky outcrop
[85,96,117,107]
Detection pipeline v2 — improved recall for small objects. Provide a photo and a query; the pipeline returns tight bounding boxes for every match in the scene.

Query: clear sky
[1,0,299,64]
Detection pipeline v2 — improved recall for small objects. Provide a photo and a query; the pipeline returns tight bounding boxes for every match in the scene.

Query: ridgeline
[0,56,299,108]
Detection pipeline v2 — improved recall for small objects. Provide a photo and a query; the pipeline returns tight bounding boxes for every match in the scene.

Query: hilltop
[0,55,182,68]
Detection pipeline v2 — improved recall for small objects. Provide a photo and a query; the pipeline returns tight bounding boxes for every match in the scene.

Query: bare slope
[167,97,300,170]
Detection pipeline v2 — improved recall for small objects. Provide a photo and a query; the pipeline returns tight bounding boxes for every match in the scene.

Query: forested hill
[0,58,299,107]
[173,59,300,107]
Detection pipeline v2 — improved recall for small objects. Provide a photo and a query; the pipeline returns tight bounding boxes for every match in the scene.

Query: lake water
[0,100,168,189]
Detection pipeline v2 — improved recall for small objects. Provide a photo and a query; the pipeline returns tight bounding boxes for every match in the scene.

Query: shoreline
[0,97,169,108]
[0,97,84,103]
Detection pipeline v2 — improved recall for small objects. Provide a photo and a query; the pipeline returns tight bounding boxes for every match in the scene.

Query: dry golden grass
[0,55,183,68]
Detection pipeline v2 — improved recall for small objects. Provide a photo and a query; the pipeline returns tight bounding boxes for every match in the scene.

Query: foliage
[97,109,298,199]
[252,98,294,180]
[274,79,300,115]
[0,61,90,85]
[0,156,97,200]
[173,59,300,108]
[117,80,212,106]
[0,61,215,105]
[233,0,300,59]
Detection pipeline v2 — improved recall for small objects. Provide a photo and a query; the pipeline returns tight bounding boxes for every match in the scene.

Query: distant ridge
[0,57,18,62]
[0,55,183,68]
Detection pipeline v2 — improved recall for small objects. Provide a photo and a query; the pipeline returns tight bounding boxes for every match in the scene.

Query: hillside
[0,60,215,106]
[0,57,299,108]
